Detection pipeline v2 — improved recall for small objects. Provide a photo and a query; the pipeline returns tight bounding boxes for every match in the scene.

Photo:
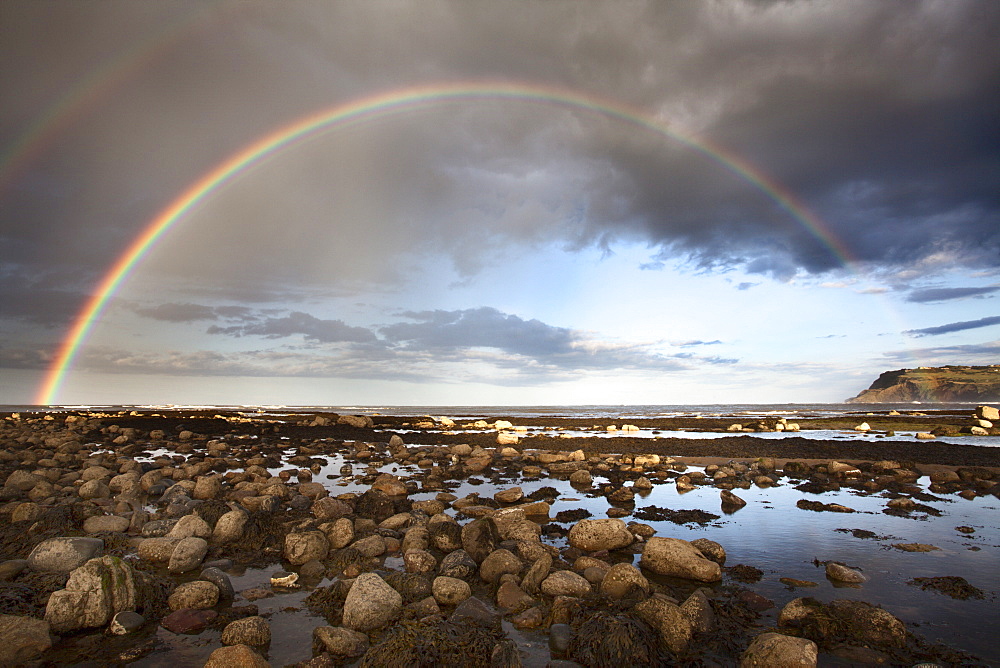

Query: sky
[1,0,998,407]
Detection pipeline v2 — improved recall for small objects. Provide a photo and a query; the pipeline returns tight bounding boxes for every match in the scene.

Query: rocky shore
[0,408,997,666]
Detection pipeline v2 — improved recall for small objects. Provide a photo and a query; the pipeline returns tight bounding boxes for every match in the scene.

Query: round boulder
[640,537,722,582]
[168,580,219,611]
[284,531,329,565]
[567,518,634,552]
[342,573,402,632]
[739,632,817,667]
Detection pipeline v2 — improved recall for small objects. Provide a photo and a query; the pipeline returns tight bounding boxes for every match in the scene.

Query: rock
[204,644,270,668]
[739,632,817,667]
[494,486,524,503]
[138,537,182,563]
[200,567,235,602]
[640,537,722,582]
[78,479,111,500]
[0,559,28,581]
[27,537,104,572]
[520,551,552,595]
[432,576,472,606]
[322,517,355,549]
[109,610,145,635]
[338,414,374,428]
[825,562,866,584]
[892,543,939,552]
[461,517,501,563]
[599,562,649,599]
[312,497,352,521]
[342,573,402,631]
[496,580,534,609]
[0,614,52,664]
[83,515,130,534]
[976,405,999,421]
[4,470,41,492]
[569,469,592,486]
[549,623,573,656]
[690,538,726,566]
[44,556,147,633]
[915,432,936,440]
[779,598,906,648]
[312,625,369,657]
[479,549,523,583]
[497,432,519,446]
[168,580,220,610]
[403,549,436,574]
[166,514,213,540]
[541,570,592,597]
[221,615,270,646]
[160,608,218,634]
[720,490,747,508]
[633,596,692,654]
[854,422,870,432]
[680,589,715,633]
[351,534,387,558]
[371,473,407,496]
[212,509,248,544]
[450,596,499,627]
[439,549,478,580]
[567,518,634,552]
[168,536,209,573]
[193,475,222,500]
[284,531,330,565]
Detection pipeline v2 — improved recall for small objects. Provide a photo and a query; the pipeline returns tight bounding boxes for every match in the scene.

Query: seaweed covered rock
[359,618,506,668]
[778,598,907,648]
[568,611,660,666]
[313,625,369,658]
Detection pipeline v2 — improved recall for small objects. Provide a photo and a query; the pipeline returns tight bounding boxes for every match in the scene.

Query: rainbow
[0,3,228,194]
[35,80,855,405]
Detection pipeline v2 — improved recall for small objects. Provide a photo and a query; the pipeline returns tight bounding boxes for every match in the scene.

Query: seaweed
[359,618,506,668]
[567,611,664,667]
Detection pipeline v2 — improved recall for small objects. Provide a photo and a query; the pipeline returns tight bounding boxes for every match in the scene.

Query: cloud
[207,311,378,344]
[880,340,1000,365]
[905,315,1000,337]
[905,286,999,303]
[674,340,722,348]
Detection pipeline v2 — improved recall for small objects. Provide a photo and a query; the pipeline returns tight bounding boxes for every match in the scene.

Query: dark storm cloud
[905,315,1000,337]
[207,311,378,344]
[906,286,1000,303]
[3,1,998,296]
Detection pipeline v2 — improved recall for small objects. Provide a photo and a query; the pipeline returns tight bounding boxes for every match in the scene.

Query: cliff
[847,365,1000,403]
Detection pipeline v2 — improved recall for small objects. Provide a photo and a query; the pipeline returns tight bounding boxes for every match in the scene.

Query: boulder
[168,537,208,573]
[680,589,715,633]
[976,405,999,421]
[0,615,52,664]
[599,562,650,599]
[541,570,591,598]
[432,576,472,606]
[138,537,182,563]
[342,573,402,631]
[640,537,722,582]
[690,538,726,566]
[567,518,634,552]
[221,615,270,646]
[284,531,329,565]
[825,562,865,584]
[82,515,130,534]
[479,549,523,583]
[204,644,269,668]
[211,510,248,544]
[739,632,817,667]
[338,414,374,428]
[350,534,387,558]
[322,517,355,549]
[27,537,104,573]
[312,497,352,521]
[634,596,693,654]
[166,514,213,540]
[461,517,500,563]
[159,608,217,634]
[312,625,369,657]
[439,549,478,580]
[779,598,906,648]
[520,552,552,595]
[371,473,407,497]
[200,567,235,602]
[404,549,437,574]
[44,556,147,633]
[109,610,145,635]
[168,580,219,611]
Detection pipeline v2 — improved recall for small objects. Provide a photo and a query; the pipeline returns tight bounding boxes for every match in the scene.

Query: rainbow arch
[35,80,855,405]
